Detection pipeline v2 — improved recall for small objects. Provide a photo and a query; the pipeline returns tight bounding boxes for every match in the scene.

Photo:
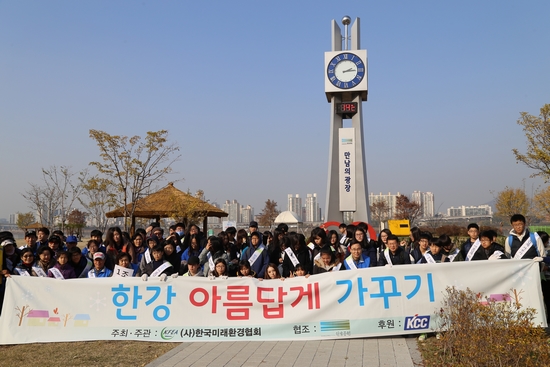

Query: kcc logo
[404,315,430,330]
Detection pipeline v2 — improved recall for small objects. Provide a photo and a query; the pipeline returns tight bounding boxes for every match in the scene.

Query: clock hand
[342,68,355,73]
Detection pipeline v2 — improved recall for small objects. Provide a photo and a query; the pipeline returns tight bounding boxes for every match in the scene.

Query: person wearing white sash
[410,232,431,264]
[242,232,270,278]
[199,236,230,277]
[307,227,327,260]
[470,230,507,261]
[88,252,112,278]
[282,233,312,277]
[419,238,449,264]
[33,245,55,277]
[343,242,371,270]
[13,248,36,277]
[141,244,175,277]
[47,251,76,279]
[439,234,464,263]
[378,235,411,266]
[459,223,480,261]
[504,214,545,259]
[313,246,342,274]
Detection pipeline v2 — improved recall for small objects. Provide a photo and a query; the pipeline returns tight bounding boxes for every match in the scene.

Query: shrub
[434,287,550,367]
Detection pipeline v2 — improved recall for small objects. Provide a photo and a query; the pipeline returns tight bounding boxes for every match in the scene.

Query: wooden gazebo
[106,183,228,234]
[23,222,46,231]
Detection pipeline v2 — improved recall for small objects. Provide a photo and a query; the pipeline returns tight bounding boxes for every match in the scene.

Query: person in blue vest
[343,242,371,270]
[504,214,544,259]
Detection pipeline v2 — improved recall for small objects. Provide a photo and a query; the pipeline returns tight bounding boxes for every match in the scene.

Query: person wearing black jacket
[378,235,411,266]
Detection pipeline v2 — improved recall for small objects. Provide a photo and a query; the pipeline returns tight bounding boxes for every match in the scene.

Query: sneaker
[418,333,427,342]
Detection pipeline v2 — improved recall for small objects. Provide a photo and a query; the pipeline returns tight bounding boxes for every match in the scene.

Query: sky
[1,0,550,221]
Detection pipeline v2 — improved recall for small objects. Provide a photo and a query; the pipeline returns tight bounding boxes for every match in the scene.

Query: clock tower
[324,16,370,224]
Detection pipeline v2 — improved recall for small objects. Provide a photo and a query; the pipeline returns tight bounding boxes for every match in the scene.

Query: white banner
[0,260,545,344]
[339,127,356,211]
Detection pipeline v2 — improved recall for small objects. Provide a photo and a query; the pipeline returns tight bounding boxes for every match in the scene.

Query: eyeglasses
[22,255,34,258]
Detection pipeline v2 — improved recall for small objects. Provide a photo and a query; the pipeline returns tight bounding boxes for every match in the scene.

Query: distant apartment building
[287,194,302,216]
[209,202,221,224]
[447,205,492,217]
[411,191,435,218]
[305,193,320,222]
[223,200,241,223]
[9,214,16,224]
[368,192,401,219]
[240,205,254,224]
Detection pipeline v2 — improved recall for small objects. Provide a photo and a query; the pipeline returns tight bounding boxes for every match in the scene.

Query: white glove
[385,264,392,267]
[171,273,179,279]
[488,255,499,261]
[533,257,544,262]
[160,273,168,282]
[141,274,148,281]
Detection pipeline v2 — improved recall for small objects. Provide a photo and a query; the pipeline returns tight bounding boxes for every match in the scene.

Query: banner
[0,260,545,344]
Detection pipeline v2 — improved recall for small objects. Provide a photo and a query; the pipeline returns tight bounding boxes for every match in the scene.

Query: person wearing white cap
[87,252,112,278]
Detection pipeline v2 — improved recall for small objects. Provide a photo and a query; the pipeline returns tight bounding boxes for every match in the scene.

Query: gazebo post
[203,217,208,235]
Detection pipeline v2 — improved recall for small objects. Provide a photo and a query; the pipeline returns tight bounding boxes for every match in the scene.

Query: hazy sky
[1,1,549,221]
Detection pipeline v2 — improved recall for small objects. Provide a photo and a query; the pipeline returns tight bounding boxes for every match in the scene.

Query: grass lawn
[0,340,178,367]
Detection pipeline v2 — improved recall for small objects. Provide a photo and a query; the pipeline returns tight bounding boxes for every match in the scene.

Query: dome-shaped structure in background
[274,211,302,224]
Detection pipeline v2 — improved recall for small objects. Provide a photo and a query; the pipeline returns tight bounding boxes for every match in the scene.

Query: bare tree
[89,130,180,232]
[42,166,83,232]
[370,200,389,232]
[78,174,117,232]
[21,182,61,227]
[394,194,423,226]
[257,199,280,229]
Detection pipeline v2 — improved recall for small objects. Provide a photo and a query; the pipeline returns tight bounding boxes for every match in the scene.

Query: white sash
[207,252,215,273]
[248,245,265,266]
[383,249,392,265]
[448,248,460,262]
[176,245,182,253]
[151,262,172,277]
[465,239,481,261]
[144,249,152,264]
[339,235,346,244]
[332,263,342,272]
[81,259,93,278]
[113,264,135,278]
[32,266,47,277]
[514,235,537,259]
[284,247,300,267]
[88,269,96,278]
[489,250,504,260]
[314,252,321,261]
[345,256,357,270]
[307,243,315,251]
[49,267,65,279]
[15,268,30,276]
[424,253,436,264]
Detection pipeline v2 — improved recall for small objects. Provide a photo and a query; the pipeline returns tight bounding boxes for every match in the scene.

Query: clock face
[327,53,365,90]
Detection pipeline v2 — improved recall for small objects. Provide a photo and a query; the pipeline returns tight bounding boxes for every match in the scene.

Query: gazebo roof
[25,222,46,230]
[106,183,228,219]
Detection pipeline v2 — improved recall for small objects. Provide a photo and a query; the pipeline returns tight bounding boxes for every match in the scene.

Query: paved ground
[146,337,424,367]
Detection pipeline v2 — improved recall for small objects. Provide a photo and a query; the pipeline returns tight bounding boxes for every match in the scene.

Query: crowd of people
[1,214,549,331]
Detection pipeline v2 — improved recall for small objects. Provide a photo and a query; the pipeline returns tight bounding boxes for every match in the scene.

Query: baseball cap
[93,252,106,260]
